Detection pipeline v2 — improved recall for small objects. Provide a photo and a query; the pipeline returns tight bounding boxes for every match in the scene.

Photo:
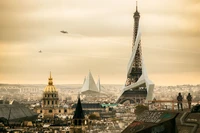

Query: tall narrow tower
[116,1,154,104]
[127,1,142,85]
[133,1,140,46]
[70,95,87,133]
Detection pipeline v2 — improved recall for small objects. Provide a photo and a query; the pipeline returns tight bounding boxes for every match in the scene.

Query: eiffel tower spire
[136,1,138,12]
[133,1,140,48]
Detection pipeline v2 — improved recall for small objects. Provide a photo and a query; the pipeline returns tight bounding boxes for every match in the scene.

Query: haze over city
[0,0,200,85]
[1,1,200,133]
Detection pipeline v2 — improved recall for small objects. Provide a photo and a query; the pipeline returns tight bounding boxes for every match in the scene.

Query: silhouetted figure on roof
[177,93,183,111]
[187,93,192,109]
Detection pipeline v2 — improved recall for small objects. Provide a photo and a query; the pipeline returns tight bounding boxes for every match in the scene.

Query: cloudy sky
[0,0,200,85]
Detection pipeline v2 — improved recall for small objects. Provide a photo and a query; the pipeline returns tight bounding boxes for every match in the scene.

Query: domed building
[42,72,59,107]
[35,72,71,119]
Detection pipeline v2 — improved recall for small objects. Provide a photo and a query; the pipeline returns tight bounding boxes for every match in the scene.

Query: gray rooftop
[0,104,37,121]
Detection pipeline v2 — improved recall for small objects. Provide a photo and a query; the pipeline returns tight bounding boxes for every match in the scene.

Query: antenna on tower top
[136,1,138,12]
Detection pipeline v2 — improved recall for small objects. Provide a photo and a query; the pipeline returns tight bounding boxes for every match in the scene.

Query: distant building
[96,76,101,92]
[0,100,37,125]
[70,95,88,133]
[81,71,100,95]
[34,72,70,118]
[122,110,178,133]
[72,103,105,115]
[80,71,107,102]
[42,72,59,108]
[122,109,200,133]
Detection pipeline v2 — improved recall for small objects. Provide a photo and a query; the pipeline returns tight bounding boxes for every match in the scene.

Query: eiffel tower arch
[116,2,154,104]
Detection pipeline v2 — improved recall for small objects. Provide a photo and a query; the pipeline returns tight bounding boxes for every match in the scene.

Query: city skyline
[0,0,200,85]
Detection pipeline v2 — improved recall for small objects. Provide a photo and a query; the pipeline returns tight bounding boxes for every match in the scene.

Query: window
[74,120,77,125]
[55,101,57,104]
[78,120,82,125]
[59,110,61,113]
[48,101,49,105]
[49,110,52,113]
[64,109,67,113]
[52,94,53,97]
[40,110,42,113]
[52,101,54,104]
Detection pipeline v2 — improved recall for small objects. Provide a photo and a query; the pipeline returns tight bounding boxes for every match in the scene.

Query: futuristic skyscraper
[116,2,154,104]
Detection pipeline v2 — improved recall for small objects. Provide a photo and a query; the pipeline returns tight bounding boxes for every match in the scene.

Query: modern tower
[133,1,140,47]
[97,76,101,92]
[80,71,100,95]
[128,1,142,85]
[116,2,154,104]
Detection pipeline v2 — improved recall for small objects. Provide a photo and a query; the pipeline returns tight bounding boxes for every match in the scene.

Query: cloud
[0,0,199,85]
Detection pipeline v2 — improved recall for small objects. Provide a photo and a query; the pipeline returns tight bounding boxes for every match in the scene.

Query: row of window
[73,119,87,126]
[44,100,58,105]
[45,94,57,98]
[40,109,67,113]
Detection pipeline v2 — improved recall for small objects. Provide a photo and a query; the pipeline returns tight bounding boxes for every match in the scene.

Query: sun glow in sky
[0,0,200,85]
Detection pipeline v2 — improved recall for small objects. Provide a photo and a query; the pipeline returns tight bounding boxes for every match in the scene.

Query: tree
[88,114,100,120]
[134,104,149,116]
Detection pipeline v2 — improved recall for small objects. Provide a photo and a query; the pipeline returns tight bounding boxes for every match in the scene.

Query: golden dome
[44,72,57,92]
[44,85,57,92]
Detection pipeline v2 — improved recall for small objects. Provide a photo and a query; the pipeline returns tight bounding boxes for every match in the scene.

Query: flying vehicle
[60,30,68,34]
[39,50,42,53]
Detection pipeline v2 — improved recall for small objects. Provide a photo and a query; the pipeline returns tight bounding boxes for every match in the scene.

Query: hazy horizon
[0,82,199,87]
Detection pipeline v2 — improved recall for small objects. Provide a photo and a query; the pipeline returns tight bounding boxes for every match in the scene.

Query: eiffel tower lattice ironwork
[116,2,154,104]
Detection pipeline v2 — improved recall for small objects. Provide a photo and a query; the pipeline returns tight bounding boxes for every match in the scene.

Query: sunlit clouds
[0,0,199,85]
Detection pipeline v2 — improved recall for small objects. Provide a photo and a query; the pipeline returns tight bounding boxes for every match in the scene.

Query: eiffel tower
[116,2,154,104]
